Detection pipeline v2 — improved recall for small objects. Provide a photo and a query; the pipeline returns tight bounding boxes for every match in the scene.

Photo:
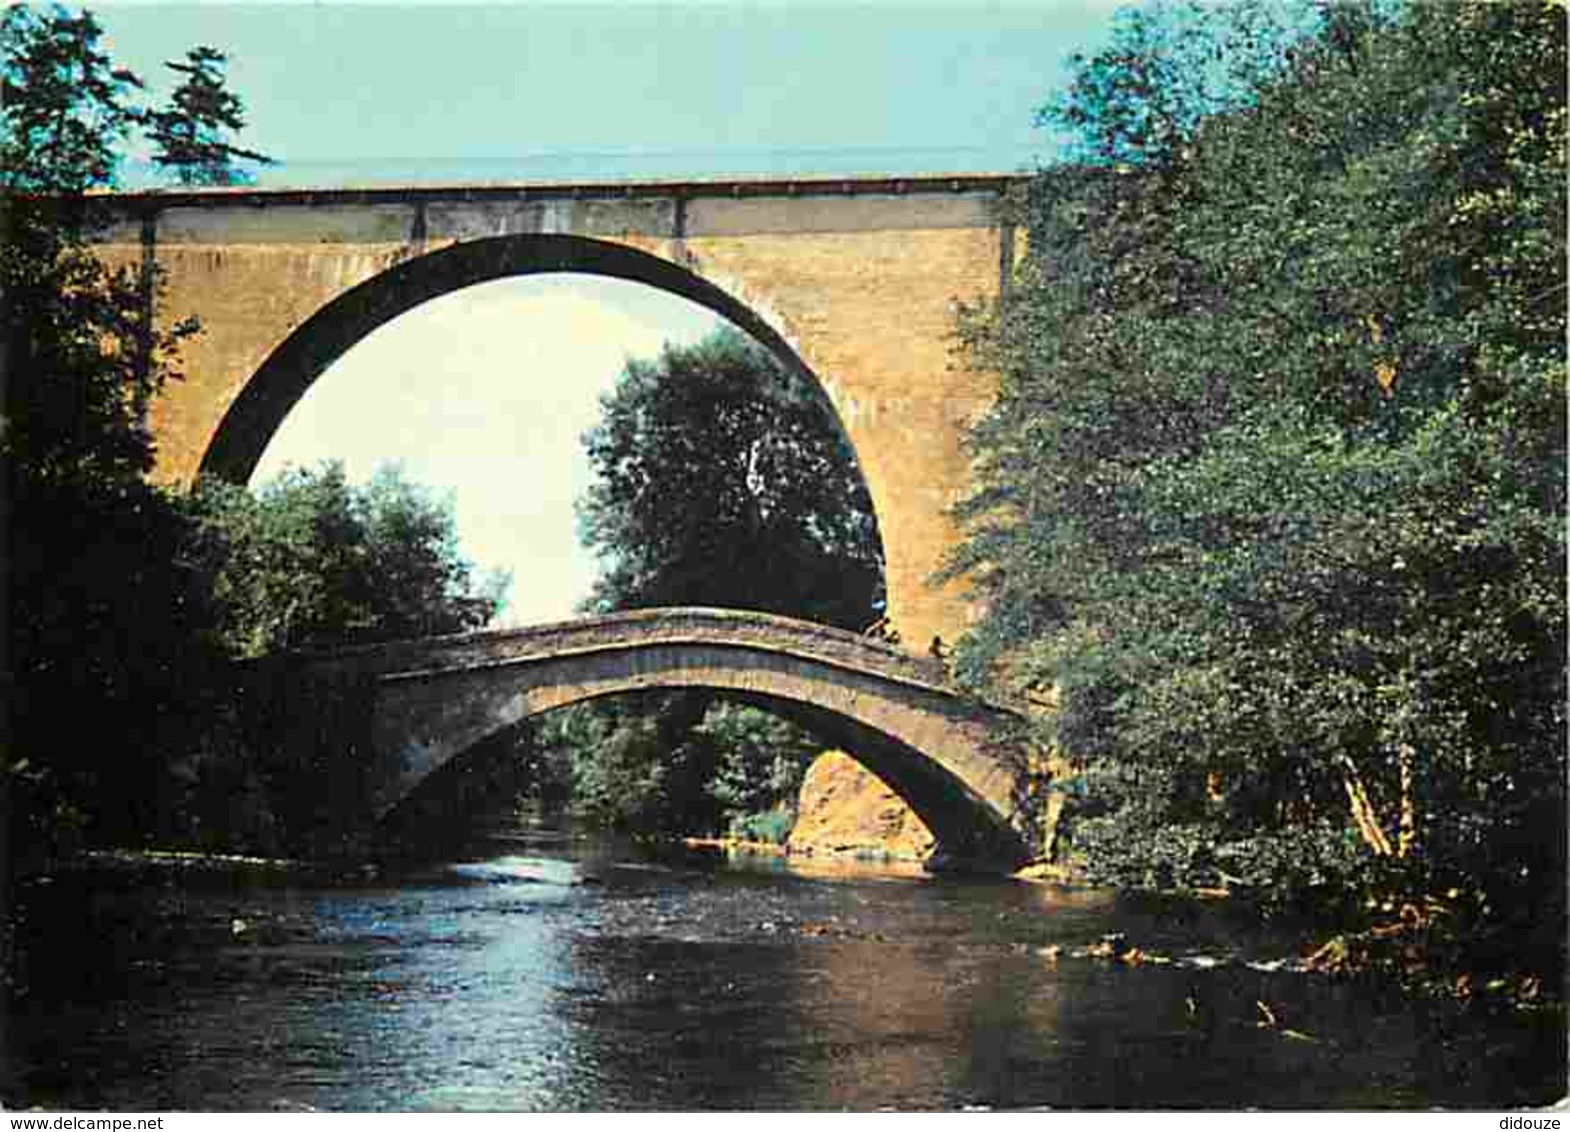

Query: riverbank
[3,846,391,894]
[683,835,1562,1016]
[681,834,928,864]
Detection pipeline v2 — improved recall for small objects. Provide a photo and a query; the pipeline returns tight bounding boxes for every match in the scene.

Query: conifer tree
[145,46,272,186]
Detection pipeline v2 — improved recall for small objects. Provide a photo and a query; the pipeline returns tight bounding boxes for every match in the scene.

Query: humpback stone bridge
[93,173,1028,647]
[256,608,1034,866]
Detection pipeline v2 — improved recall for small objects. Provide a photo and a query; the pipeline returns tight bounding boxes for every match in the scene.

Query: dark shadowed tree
[0,4,142,193]
[2,10,437,859]
[950,0,1565,950]
[1,5,214,853]
[554,327,886,838]
[579,326,884,631]
[145,46,272,186]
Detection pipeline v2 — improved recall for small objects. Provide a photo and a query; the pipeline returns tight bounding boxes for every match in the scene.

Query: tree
[1,5,177,483]
[702,701,820,841]
[2,5,214,855]
[579,326,884,631]
[1041,0,1309,170]
[190,462,508,657]
[951,0,1565,943]
[2,8,457,862]
[0,4,141,193]
[145,46,272,186]
[548,698,722,837]
[533,696,817,842]
[553,327,886,838]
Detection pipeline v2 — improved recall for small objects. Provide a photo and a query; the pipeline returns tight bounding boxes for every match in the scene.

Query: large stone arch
[278,608,1030,866]
[196,232,881,564]
[97,177,1018,645]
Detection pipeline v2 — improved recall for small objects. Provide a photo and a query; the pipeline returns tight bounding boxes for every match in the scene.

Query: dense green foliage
[3,5,212,852]
[1,7,474,860]
[1042,0,1313,168]
[147,464,503,853]
[551,328,886,839]
[579,326,884,631]
[191,462,506,657]
[535,697,818,841]
[951,0,1565,950]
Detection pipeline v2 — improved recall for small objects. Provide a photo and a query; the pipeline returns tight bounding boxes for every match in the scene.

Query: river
[3,824,1564,1111]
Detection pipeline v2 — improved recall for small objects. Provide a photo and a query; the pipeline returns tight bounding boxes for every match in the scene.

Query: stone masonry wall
[92,176,1022,648]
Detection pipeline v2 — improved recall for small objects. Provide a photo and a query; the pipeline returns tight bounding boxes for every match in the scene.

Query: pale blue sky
[100,2,1120,624]
[100,3,1117,185]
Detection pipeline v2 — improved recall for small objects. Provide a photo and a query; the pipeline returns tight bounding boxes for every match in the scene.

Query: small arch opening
[377,685,1022,871]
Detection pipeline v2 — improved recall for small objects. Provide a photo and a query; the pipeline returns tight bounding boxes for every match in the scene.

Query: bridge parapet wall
[287,607,951,689]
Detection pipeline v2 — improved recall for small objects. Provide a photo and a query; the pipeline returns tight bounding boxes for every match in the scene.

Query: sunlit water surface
[3,828,1563,1111]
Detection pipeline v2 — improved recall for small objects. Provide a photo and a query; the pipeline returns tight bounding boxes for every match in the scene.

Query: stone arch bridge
[249,608,1034,867]
[93,173,1027,647]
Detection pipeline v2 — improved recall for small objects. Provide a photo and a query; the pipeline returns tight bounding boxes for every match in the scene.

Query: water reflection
[3,836,1564,1110]
[322,864,582,1110]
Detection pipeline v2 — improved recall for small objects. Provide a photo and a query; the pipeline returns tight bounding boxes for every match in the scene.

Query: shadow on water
[3,817,1564,1111]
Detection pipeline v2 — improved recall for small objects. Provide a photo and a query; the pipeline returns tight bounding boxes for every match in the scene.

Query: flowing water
[3,825,1563,1111]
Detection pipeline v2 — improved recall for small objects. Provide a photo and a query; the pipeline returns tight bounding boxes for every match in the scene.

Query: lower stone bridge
[254,607,1035,867]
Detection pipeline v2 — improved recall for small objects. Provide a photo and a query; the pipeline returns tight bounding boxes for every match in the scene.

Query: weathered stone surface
[787,750,935,861]
[269,606,1031,867]
[94,173,1025,649]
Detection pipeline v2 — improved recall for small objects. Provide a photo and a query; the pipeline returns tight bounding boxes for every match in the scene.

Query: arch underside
[198,232,865,490]
[366,641,1028,867]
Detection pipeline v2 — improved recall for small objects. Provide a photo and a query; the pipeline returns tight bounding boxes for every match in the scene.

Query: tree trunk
[1340,755,1394,857]
[1396,742,1418,859]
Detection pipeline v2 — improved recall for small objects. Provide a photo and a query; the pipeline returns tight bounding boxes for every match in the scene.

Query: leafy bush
[729,808,796,845]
